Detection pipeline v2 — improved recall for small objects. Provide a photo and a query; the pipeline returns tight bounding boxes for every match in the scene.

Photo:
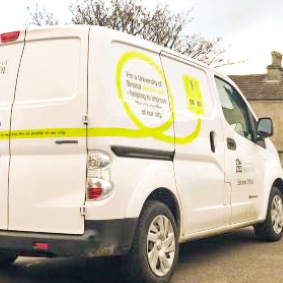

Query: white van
[0,25,282,283]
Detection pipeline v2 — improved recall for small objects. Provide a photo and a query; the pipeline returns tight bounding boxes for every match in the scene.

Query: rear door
[8,27,89,234]
[0,31,25,230]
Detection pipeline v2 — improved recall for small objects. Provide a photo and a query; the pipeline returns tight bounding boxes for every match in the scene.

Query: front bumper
[0,218,138,258]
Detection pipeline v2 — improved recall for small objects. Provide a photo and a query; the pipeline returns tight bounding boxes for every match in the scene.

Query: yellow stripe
[0,120,201,145]
[0,128,86,140]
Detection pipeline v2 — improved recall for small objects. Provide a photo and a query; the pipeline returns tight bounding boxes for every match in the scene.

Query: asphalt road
[1,227,283,283]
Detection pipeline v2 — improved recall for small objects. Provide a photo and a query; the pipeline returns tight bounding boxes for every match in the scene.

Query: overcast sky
[0,0,282,75]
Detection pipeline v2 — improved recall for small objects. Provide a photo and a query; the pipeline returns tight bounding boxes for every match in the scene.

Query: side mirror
[256,117,273,139]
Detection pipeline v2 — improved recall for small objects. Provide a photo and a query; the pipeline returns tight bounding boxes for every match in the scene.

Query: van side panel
[86,28,176,221]
[0,33,25,230]
[8,27,89,234]
[160,53,229,235]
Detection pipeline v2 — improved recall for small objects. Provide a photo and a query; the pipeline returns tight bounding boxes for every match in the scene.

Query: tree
[26,3,58,26]
[26,0,228,66]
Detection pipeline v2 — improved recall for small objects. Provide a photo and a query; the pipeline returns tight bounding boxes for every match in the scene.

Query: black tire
[0,251,17,267]
[122,200,179,283]
[254,187,283,241]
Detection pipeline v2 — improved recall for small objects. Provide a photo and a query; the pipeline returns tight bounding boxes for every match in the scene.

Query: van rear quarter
[86,27,178,222]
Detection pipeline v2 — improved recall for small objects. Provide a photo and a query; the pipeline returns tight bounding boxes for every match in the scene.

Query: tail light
[87,150,113,200]
[1,31,20,43]
[33,242,49,251]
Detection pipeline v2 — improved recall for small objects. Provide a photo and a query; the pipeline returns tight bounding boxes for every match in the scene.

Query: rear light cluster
[33,242,49,251]
[86,150,113,200]
[1,31,20,43]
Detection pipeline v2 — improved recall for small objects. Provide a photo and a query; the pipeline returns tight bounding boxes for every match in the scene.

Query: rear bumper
[0,218,138,258]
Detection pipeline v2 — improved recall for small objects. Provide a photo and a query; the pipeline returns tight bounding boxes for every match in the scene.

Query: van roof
[1,25,231,84]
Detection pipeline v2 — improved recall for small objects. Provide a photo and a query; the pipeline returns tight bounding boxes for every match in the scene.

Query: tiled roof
[229,74,283,100]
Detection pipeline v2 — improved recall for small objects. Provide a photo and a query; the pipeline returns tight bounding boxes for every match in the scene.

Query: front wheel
[254,187,283,241]
[122,200,179,283]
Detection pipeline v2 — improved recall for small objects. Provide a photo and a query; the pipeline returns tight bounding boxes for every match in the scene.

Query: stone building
[229,51,283,163]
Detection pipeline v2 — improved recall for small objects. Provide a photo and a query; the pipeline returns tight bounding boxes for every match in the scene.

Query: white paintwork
[8,27,89,234]
[160,53,228,235]
[0,31,25,230]
[0,25,282,246]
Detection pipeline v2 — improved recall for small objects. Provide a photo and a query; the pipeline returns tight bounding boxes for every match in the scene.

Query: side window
[215,77,256,141]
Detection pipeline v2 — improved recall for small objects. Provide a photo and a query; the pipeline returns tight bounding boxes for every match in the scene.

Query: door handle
[227,138,236,150]
[210,131,215,153]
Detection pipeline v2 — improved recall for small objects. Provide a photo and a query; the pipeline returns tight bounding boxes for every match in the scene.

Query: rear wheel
[122,200,179,283]
[254,187,283,241]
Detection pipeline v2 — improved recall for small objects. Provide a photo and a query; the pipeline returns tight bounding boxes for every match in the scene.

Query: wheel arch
[254,184,283,241]
[273,178,283,195]
[126,186,182,235]
[125,163,181,223]
[259,177,283,221]
[144,188,181,234]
